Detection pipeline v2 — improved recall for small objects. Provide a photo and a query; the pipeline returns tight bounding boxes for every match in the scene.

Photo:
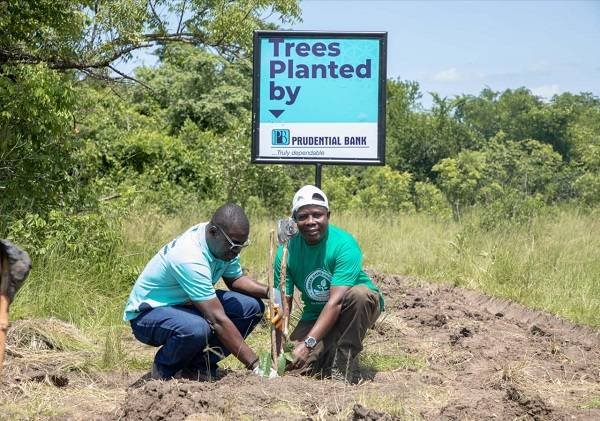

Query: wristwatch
[304,336,318,349]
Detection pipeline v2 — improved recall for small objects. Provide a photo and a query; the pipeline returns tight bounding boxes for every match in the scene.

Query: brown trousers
[289,285,381,376]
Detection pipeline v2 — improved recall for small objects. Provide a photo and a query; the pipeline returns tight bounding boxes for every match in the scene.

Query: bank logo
[272,129,290,146]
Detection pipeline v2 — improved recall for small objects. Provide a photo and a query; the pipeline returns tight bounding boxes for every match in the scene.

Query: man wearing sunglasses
[124,203,275,380]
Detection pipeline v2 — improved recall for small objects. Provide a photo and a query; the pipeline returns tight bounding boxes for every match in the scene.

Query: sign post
[252,31,387,186]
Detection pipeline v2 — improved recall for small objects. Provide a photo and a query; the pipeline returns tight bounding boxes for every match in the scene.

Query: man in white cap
[274,185,383,382]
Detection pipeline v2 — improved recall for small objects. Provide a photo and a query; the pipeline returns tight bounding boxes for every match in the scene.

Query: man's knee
[174,321,211,346]
[340,286,381,327]
[253,296,265,315]
[247,295,266,320]
[241,295,265,320]
[342,285,372,308]
[220,290,265,319]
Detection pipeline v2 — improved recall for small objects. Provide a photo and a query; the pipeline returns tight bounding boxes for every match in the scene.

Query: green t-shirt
[274,224,383,321]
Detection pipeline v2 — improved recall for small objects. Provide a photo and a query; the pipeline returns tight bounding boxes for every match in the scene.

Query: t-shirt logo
[304,269,331,302]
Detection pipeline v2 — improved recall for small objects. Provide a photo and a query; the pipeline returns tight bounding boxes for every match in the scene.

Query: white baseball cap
[292,185,329,214]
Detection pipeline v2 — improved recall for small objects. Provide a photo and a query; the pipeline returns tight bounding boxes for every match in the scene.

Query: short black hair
[210,203,249,233]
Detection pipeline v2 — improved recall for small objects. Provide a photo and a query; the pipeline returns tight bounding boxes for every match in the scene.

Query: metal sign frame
[251,30,387,165]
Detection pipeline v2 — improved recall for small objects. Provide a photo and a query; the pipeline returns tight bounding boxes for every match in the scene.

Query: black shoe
[179,366,221,381]
[150,363,180,380]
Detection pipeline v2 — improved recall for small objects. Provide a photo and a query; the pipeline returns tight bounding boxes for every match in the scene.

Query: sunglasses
[212,224,250,253]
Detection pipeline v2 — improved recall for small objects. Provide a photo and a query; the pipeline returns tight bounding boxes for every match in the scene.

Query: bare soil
[3,272,599,420]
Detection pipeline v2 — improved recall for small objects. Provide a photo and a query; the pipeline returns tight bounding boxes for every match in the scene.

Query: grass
[249,208,600,326]
[0,379,126,419]
[360,350,425,372]
[353,393,415,419]
[583,396,600,409]
[244,208,600,327]
[6,205,599,374]
[331,208,600,327]
[4,205,598,419]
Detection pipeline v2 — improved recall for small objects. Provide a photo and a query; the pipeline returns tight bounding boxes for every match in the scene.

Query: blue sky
[291,0,600,107]
[121,1,600,108]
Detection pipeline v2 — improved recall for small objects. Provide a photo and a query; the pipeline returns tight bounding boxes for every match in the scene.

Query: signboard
[252,31,387,165]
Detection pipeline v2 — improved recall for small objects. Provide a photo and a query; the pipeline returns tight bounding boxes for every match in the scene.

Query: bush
[413,181,452,218]
[479,190,546,230]
[7,209,122,260]
[352,167,414,214]
[433,151,486,219]
[323,175,360,212]
[574,172,600,206]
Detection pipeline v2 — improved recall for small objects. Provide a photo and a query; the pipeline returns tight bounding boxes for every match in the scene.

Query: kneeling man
[274,186,384,382]
[124,203,272,379]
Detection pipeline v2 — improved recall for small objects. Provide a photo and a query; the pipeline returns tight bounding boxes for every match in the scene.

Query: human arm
[192,297,259,369]
[223,275,268,299]
[291,239,363,368]
[291,285,349,368]
[167,255,260,369]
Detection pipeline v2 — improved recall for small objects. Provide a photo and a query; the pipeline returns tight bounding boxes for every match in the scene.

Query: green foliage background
[1,1,599,331]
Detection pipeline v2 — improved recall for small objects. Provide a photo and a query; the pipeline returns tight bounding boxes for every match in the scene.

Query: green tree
[569,107,600,205]
[133,45,251,134]
[1,0,301,224]
[353,166,414,213]
[455,88,598,162]
[483,135,564,201]
[0,64,80,219]
[1,0,301,74]
[386,83,479,181]
[433,150,487,219]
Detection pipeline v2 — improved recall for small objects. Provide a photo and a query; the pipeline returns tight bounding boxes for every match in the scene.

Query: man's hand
[291,342,311,369]
[269,304,284,330]
[192,297,258,369]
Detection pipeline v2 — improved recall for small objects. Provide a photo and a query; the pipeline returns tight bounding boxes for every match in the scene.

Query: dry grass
[497,358,536,389]
[4,318,100,379]
[7,318,96,351]
[0,377,126,419]
[353,392,415,418]
[0,318,152,419]
[371,312,416,337]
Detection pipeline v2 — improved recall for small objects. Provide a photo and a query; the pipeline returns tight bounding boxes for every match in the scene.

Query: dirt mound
[119,378,230,420]
[118,372,357,420]
[113,272,599,420]
[3,272,599,419]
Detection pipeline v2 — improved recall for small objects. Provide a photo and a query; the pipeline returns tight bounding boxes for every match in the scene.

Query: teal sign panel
[252,31,387,164]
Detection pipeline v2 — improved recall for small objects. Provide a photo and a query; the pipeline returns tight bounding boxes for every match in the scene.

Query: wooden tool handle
[278,245,289,343]
[268,230,278,366]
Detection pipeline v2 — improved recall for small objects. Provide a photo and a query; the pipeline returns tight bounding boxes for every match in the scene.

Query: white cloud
[531,84,561,99]
[432,67,461,82]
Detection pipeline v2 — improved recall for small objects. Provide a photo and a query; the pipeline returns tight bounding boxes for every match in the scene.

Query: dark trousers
[289,285,381,376]
[130,290,264,378]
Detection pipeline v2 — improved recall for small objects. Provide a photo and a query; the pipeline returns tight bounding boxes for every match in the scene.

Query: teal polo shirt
[123,222,243,321]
